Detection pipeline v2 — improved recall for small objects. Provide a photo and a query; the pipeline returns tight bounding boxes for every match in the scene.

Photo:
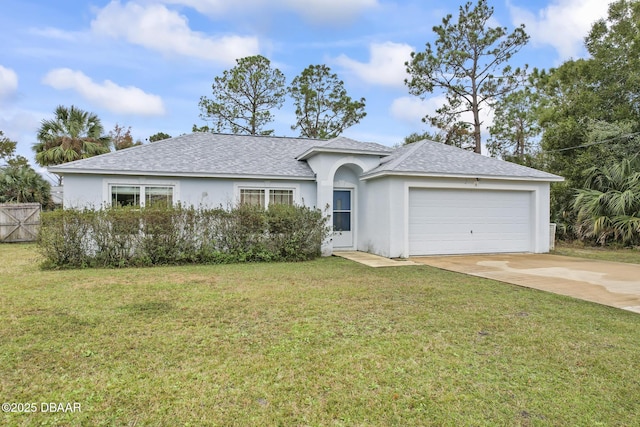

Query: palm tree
[33,105,110,183]
[573,155,640,245]
[0,165,52,206]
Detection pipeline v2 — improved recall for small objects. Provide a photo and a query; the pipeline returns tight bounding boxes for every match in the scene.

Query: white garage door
[409,189,532,256]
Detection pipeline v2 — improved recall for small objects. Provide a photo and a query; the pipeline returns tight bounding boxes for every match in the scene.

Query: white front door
[333,189,353,249]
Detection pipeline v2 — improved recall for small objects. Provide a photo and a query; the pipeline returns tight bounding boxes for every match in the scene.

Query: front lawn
[1,244,639,426]
[553,241,640,264]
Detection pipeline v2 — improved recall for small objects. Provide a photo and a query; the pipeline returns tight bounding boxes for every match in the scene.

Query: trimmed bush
[38,209,94,268]
[266,203,328,261]
[37,204,330,269]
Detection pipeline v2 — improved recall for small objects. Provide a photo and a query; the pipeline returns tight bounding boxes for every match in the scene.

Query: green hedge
[37,204,330,269]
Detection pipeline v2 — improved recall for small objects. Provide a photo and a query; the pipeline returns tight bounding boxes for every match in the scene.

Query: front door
[333,189,353,248]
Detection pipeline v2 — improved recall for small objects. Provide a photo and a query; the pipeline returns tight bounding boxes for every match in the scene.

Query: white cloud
[509,0,614,60]
[390,95,495,140]
[334,42,413,87]
[162,0,238,15]
[0,110,41,142]
[390,96,440,125]
[161,0,378,23]
[42,68,165,116]
[0,108,46,163]
[91,1,260,65]
[28,27,78,41]
[0,65,18,101]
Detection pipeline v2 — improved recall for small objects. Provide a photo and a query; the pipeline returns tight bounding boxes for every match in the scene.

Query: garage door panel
[409,189,532,255]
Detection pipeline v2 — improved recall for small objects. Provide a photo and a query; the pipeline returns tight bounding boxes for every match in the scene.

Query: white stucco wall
[62,174,106,209]
[358,178,391,257]
[62,169,553,258]
[305,153,384,255]
[359,175,552,258]
[181,177,316,209]
[61,174,317,210]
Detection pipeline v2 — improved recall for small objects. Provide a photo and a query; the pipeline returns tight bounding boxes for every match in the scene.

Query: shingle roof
[49,133,562,182]
[362,139,563,181]
[320,136,392,152]
[295,136,392,160]
[49,133,320,179]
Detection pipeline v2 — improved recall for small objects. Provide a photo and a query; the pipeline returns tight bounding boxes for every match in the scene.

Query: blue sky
[0,0,614,171]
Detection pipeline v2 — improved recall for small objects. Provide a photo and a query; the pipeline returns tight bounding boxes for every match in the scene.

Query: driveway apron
[412,254,640,314]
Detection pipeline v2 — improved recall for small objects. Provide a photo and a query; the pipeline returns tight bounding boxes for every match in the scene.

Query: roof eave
[360,170,565,182]
[48,168,316,181]
[296,147,392,161]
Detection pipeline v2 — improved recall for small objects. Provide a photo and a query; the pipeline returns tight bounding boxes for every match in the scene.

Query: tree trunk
[471,75,482,154]
[472,103,482,154]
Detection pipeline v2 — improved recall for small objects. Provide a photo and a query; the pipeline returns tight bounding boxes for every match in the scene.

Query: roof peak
[380,140,424,169]
[191,131,322,142]
[364,138,563,181]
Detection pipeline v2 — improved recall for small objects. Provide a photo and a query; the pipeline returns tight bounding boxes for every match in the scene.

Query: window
[239,188,294,208]
[145,186,173,207]
[112,185,140,207]
[269,189,294,206]
[111,185,173,208]
[240,189,265,207]
[333,190,351,231]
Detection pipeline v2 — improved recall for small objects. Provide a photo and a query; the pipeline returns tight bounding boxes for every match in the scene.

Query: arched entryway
[332,163,363,250]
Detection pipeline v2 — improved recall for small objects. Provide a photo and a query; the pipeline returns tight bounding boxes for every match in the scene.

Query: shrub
[37,209,94,268]
[216,203,269,258]
[573,156,640,246]
[92,207,140,267]
[266,204,327,261]
[137,207,183,266]
[37,204,330,269]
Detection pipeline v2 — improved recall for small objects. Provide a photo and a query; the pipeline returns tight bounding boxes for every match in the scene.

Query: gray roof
[319,136,392,152]
[296,136,392,160]
[49,133,562,182]
[49,133,321,179]
[362,140,563,181]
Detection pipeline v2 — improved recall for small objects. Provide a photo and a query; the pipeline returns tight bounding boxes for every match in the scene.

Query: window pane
[333,212,351,231]
[333,190,351,211]
[269,189,293,206]
[240,189,265,207]
[112,185,140,207]
[146,186,173,207]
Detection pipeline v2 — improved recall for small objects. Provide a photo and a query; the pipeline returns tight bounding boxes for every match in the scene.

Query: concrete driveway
[412,254,640,314]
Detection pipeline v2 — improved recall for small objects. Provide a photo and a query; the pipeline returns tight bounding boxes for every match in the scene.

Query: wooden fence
[0,203,41,243]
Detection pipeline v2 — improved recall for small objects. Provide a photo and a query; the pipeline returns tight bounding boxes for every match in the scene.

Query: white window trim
[234,182,300,208]
[103,178,180,208]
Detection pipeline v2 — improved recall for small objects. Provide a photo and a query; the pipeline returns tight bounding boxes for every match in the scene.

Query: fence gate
[0,203,41,243]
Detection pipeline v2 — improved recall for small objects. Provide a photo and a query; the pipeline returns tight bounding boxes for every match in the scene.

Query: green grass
[552,241,640,264]
[1,244,639,426]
